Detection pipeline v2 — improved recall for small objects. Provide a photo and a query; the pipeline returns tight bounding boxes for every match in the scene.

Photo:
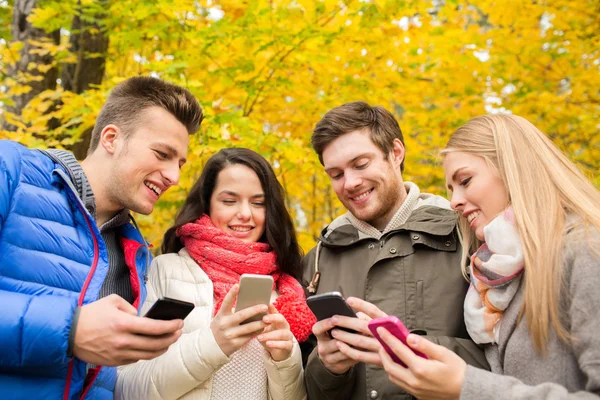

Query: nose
[237,202,252,221]
[343,170,362,192]
[162,161,181,187]
[449,190,465,211]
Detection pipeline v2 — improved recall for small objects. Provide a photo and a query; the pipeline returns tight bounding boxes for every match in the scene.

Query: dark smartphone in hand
[306,291,358,333]
[144,297,194,321]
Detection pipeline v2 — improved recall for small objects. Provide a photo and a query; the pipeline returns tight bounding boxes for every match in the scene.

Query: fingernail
[331,316,338,324]
[258,335,264,341]
[330,329,338,337]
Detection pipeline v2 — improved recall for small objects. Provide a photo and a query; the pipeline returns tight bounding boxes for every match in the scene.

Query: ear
[98,124,121,155]
[390,138,405,169]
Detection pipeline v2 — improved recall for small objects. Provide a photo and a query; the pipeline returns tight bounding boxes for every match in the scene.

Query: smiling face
[209,164,266,243]
[444,152,510,241]
[322,129,406,230]
[107,106,190,215]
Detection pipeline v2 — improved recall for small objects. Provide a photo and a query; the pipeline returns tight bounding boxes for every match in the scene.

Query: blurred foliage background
[1,0,598,252]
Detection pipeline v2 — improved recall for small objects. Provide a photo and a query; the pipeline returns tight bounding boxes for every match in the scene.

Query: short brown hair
[88,76,203,154]
[311,101,405,171]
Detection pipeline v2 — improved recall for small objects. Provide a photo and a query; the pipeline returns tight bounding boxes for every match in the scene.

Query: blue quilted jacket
[0,140,150,400]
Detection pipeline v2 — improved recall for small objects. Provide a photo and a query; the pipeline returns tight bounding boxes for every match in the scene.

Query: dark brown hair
[162,148,304,280]
[88,76,203,154]
[312,101,405,171]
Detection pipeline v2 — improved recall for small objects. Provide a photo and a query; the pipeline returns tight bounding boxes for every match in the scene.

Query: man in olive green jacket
[302,101,488,400]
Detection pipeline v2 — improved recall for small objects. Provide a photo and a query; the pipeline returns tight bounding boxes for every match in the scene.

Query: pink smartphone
[368,316,428,367]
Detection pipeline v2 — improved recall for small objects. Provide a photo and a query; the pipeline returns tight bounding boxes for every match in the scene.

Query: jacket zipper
[59,174,100,400]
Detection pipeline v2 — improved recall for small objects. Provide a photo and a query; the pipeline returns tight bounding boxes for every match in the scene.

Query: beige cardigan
[116,249,306,400]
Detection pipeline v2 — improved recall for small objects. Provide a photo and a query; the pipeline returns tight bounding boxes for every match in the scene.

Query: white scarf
[464,208,525,344]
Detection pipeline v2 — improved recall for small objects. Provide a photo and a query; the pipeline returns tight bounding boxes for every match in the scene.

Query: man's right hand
[313,317,358,375]
[313,297,388,375]
[73,294,184,366]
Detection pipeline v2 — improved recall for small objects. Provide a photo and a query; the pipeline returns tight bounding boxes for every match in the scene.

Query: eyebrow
[218,190,264,198]
[451,167,468,182]
[447,166,468,189]
[324,153,374,173]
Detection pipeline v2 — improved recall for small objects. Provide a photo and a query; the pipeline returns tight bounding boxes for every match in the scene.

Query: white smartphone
[235,274,274,324]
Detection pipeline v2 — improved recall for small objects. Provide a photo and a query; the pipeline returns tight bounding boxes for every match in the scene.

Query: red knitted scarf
[177,214,315,342]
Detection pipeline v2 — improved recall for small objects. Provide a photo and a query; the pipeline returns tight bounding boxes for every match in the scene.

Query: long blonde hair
[441,114,600,355]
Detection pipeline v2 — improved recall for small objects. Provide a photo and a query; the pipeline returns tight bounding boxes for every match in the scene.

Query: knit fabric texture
[210,339,268,400]
[178,214,316,342]
[464,207,525,344]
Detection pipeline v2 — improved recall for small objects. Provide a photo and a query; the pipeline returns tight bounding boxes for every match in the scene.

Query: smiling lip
[229,226,254,238]
[144,180,166,200]
[144,184,159,201]
[349,188,373,204]
[464,210,480,229]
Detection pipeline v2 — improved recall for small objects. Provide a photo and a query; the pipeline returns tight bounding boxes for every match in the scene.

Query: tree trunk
[2,0,60,131]
[61,5,109,93]
[61,1,109,159]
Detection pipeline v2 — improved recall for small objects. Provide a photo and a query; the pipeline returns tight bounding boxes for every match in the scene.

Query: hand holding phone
[74,294,183,366]
[210,284,268,356]
[144,297,195,321]
[368,316,428,367]
[309,294,386,375]
[306,291,358,333]
[257,304,295,362]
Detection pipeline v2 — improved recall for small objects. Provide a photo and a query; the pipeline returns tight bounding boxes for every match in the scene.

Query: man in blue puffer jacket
[0,76,204,399]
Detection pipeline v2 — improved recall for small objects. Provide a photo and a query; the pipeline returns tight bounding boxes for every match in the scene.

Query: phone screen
[235,274,274,324]
[306,291,358,333]
[144,297,195,321]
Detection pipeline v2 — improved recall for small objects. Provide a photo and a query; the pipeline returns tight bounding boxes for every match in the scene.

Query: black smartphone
[306,291,358,333]
[143,297,195,321]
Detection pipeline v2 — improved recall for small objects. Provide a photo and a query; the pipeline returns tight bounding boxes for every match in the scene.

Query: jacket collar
[39,149,96,216]
[319,205,458,247]
[41,149,131,232]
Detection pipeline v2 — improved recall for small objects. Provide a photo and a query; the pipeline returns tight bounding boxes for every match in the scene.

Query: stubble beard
[354,180,403,228]
[107,165,148,215]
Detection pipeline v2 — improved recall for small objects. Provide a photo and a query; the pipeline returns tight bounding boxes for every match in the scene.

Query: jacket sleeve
[304,346,358,400]
[116,256,230,400]
[422,336,489,369]
[0,142,78,368]
[265,341,307,400]
[0,290,77,367]
[461,366,600,400]
[460,233,600,400]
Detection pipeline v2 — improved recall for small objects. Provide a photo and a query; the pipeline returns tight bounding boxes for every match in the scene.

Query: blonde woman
[373,114,600,398]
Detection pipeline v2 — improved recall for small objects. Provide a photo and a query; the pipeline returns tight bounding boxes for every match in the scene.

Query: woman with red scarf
[117,148,313,400]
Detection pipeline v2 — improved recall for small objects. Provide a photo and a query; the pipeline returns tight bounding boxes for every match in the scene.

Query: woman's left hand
[257,304,294,362]
[377,327,466,400]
